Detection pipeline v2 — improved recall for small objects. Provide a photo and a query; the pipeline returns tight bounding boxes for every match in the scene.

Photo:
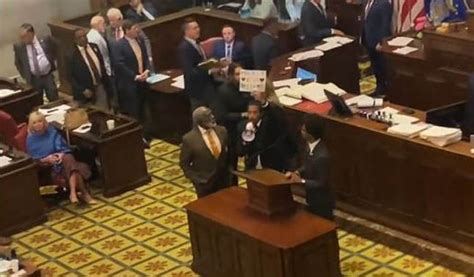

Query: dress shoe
[0,237,12,246]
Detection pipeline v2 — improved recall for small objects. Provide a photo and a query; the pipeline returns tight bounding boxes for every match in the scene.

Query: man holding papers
[299,0,344,46]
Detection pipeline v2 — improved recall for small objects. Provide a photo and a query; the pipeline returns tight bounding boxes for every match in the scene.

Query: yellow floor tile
[160,266,200,277]
[21,251,48,266]
[39,261,70,277]
[360,244,404,264]
[82,206,126,222]
[21,229,62,248]
[60,247,102,269]
[134,255,180,276]
[102,213,145,232]
[51,217,95,236]
[363,266,409,276]
[389,255,434,275]
[145,232,188,252]
[114,269,142,276]
[171,176,194,189]
[167,243,193,263]
[141,183,184,200]
[147,158,173,173]
[115,194,156,211]
[339,234,375,253]
[339,249,352,261]
[37,238,82,258]
[122,223,166,241]
[422,266,467,277]
[341,255,378,276]
[70,225,115,245]
[77,258,124,276]
[162,191,197,208]
[153,165,184,181]
[111,245,156,266]
[90,235,136,256]
[156,211,188,229]
[174,225,190,238]
[134,202,175,219]
[45,209,75,225]
[160,151,181,164]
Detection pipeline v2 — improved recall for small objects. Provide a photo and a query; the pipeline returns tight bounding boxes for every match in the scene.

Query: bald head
[107,8,123,28]
[192,107,216,129]
[90,15,105,33]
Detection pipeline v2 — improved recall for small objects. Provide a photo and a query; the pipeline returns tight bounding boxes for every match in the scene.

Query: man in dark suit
[180,107,230,198]
[178,18,218,110]
[300,0,344,46]
[67,29,110,110]
[362,0,392,96]
[125,0,158,23]
[251,19,279,70]
[212,25,247,66]
[113,20,151,145]
[286,115,334,220]
[14,23,58,101]
[238,100,292,172]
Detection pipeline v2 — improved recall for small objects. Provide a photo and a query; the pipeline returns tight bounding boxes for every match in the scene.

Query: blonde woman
[26,111,96,205]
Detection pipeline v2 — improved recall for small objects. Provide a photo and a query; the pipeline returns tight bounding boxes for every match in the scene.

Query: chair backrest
[200,37,223,59]
[0,110,20,149]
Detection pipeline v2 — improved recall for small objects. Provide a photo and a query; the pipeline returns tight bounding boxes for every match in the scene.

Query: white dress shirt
[308,139,321,155]
[87,29,112,76]
[242,0,278,20]
[142,7,155,20]
[225,42,233,61]
[198,126,222,155]
[254,119,264,169]
[27,36,51,76]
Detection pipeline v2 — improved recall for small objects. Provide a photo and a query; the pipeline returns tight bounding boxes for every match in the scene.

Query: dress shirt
[141,7,155,20]
[87,29,112,76]
[242,0,278,19]
[225,42,233,61]
[308,139,321,155]
[77,44,102,85]
[27,36,51,76]
[365,0,374,18]
[114,27,124,41]
[198,126,222,156]
[285,0,305,21]
[254,119,263,169]
[184,36,206,59]
[126,37,144,74]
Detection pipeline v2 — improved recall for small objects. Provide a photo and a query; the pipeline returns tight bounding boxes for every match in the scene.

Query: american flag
[393,0,425,33]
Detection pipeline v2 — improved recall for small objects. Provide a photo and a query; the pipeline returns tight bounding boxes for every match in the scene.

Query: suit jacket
[124,2,158,23]
[211,40,246,64]
[300,0,332,46]
[178,39,215,101]
[251,32,278,70]
[106,27,153,69]
[362,0,392,48]
[238,103,294,172]
[179,125,229,184]
[67,43,108,104]
[13,36,57,84]
[298,141,334,219]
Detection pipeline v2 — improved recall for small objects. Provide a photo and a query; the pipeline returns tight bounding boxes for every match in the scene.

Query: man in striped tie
[180,107,231,198]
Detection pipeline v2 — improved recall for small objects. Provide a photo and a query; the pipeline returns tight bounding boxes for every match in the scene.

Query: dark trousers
[31,73,58,101]
[367,47,388,95]
[193,170,231,198]
[120,82,152,140]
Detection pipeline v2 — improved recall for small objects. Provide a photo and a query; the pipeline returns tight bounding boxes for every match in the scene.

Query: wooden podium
[185,170,341,277]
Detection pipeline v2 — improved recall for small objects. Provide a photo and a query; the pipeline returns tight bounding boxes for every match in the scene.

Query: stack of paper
[390,114,420,125]
[315,42,342,52]
[273,78,300,88]
[387,122,430,138]
[171,75,185,89]
[0,155,12,167]
[345,94,382,108]
[146,73,170,84]
[323,36,354,45]
[39,104,71,124]
[392,46,418,55]
[288,50,324,62]
[217,2,242,8]
[0,89,21,98]
[419,126,462,147]
[286,82,347,103]
[278,95,303,106]
[387,36,414,47]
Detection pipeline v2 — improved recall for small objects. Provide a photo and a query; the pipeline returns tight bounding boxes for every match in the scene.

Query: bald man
[179,107,231,198]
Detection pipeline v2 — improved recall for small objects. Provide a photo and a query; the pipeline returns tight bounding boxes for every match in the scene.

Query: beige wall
[0,0,91,78]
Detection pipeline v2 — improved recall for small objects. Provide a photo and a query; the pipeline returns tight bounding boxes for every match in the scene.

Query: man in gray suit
[14,23,58,101]
[180,107,231,198]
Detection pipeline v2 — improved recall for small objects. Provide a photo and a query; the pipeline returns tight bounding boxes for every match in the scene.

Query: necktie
[225,44,231,60]
[30,43,41,76]
[84,46,101,85]
[365,0,374,19]
[206,131,220,159]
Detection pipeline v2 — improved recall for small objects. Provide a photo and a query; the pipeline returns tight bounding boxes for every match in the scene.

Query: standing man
[14,23,58,102]
[300,0,344,46]
[178,18,218,110]
[67,29,109,110]
[362,0,392,96]
[251,18,279,70]
[114,20,152,146]
[286,115,334,220]
[125,0,158,23]
[212,25,247,66]
[180,107,230,198]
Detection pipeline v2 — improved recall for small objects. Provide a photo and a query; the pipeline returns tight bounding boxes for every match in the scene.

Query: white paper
[275,87,292,97]
[0,89,21,98]
[0,156,12,167]
[146,73,170,84]
[323,36,354,45]
[239,70,266,92]
[273,78,300,88]
[390,114,420,125]
[45,112,66,125]
[171,75,185,89]
[387,122,430,138]
[315,42,342,52]
[278,95,303,106]
[288,50,324,62]
[387,36,414,47]
[420,126,462,147]
[73,123,92,134]
[392,46,418,55]
[345,94,374,106]
[39,104,71,115]
[217,2,242,8]
[377,106,400,114]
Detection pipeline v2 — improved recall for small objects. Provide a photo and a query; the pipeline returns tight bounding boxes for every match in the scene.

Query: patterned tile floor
[11,140,466,276]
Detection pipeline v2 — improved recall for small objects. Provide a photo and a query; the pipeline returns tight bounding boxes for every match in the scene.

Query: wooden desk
[185,187,341,277]
[0,79,42,123]
[48,7,299,95]
[270,55,474,255]
[148,69,191,144]
[381,31,471,110]
[37,101,150,197]
[0,144,46,236]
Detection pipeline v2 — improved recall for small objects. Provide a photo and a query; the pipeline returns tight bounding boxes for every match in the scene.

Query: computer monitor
[324,90,353,117]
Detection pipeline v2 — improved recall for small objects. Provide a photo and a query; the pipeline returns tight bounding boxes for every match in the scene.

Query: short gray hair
[192,106,212,126]
[90,15,105,28]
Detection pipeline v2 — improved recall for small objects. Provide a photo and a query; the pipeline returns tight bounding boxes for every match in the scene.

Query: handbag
[63,108,89,131]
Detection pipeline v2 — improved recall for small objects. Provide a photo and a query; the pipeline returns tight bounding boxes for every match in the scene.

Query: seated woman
[26,111,96,205]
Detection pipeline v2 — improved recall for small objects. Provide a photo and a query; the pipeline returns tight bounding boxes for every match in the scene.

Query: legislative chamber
[0,0,473,276]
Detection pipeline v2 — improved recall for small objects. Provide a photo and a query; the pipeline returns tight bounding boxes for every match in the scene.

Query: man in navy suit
[362,0,392,96]
[178,18,218,110]
[113,20,152,145]
[125,0,158,23]
[299,0,344,46]
[212,25,247,66]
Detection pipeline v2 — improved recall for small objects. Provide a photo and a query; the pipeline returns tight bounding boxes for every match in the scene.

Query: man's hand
[83,89,93,98]
[332,29,345,36]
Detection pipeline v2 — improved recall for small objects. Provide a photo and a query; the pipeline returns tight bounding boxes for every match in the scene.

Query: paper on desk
[377,106,400,114]
[45,112,66,125]
[0,156,12,167]
[39,104,71,115]
[315,42,342,51]
[146,73,170,84]
[387,122,430,138]
[288,50,324,62]
[278,95,303,106]
[289,82,346,103]
[387,36,414,47]
[217,2,242,8]
[420,126,462,146]
[392,46,418,55]
[390,114,420,125]
[323,36,354,45]
[171,75,185,89]
[0,89,21,98]
[73,123,92,134]
[275,87,292,97]
[273,78,300,88]
[345,94,374,106]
